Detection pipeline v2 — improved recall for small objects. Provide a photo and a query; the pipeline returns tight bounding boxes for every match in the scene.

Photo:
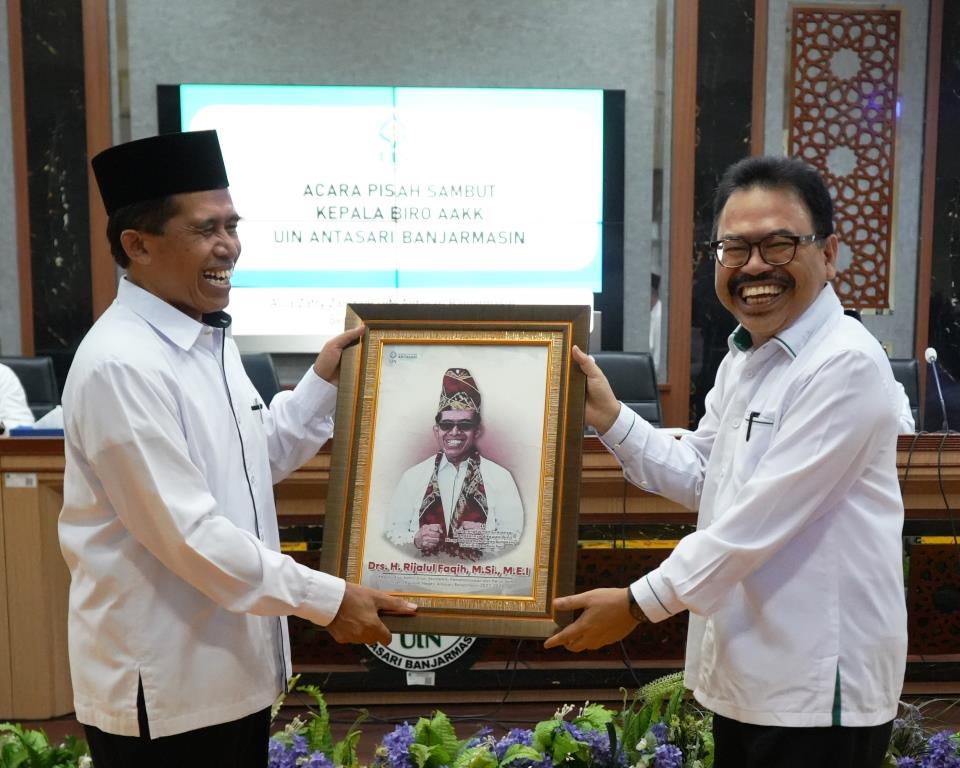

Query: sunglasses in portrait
[436,420,480,432]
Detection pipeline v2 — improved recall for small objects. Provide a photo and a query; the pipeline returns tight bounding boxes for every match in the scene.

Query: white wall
[118,0,665,352]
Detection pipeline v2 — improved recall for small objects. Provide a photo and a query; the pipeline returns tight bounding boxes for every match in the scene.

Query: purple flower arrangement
[372,722,416,768]
[885,702,960,767]
[263,677,960,768]
[891,730,960,768]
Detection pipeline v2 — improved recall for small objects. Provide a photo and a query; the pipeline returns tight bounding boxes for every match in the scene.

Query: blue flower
[495,728,535,760]
[466,726,495,750]
[495,728,551,768]
[649,722,668,746]
[653,743,683,768]
[301,752,334,768]
[580,727,627,767]
[921,731,960,768]
[291,734,309,758]
[374,722,416,768]
[268,738,298,768]
[896,758,919,768]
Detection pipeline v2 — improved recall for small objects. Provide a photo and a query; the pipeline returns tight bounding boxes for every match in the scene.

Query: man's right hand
[573,345,621,434]
[326,583,417,646]
[414,523,444,552]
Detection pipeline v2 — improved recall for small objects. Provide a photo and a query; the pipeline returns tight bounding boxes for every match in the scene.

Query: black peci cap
[91,130,229,215]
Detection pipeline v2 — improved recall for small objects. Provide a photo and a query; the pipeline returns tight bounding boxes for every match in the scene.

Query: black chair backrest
[0,356,60,419]
[889,358,920,425]
[592,351,661,427]
[241,353,281,405]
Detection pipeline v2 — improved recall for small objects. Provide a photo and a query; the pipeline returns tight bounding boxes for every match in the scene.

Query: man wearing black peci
[59,130,415,767]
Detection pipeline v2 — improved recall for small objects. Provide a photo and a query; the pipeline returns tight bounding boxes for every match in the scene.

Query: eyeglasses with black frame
[708,233,825,268]
[436,419,480,433]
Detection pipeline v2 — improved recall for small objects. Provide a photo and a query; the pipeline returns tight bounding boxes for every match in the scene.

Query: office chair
[889,358,920,426]
[0,355,60,419]
[592,351,662,427]
[240,352,281,405]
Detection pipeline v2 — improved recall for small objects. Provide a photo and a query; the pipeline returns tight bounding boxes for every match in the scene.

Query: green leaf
[501,745,546,766]
[57,736,88,760]
[3,728,49,768]
[413,712,459,768]
[272,674,300,724]
[333,709,368,768]
[574,703,614,730]
[451,744,498,768]
[551,727,590,767]
[636,672,685,705]
[297,683,333,755]
[410,742,435,768]
[1,740,27,768]
[665,687,683,723]
[306,716,333,758]
[532,719,560,753]
[333,729,363,768]
[700,729,715,768]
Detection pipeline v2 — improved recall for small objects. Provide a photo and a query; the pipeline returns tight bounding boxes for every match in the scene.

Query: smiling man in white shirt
[545,156,907,768]
[386,367,523,561]
[60,130,415,767]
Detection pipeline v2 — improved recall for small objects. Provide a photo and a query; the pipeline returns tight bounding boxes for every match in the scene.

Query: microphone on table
[925,347,949,432]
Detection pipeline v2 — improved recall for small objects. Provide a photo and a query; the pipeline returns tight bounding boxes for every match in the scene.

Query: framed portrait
[321,304,589,638]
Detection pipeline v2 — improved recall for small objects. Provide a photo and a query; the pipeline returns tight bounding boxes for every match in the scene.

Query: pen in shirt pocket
[251,398,264,422]
[745,411,773,441]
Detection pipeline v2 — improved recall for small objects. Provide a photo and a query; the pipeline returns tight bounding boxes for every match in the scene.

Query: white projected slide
[177,85,606,350]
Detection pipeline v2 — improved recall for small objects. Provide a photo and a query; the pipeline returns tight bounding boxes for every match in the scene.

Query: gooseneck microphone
[925,347,949,432]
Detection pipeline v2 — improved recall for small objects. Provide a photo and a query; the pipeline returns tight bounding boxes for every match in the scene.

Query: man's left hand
[313,326,364,384]
[543,587,639,652]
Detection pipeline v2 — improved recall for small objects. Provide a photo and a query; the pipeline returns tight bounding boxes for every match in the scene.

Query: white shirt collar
[728,282,842,360]
[116,277,210,351]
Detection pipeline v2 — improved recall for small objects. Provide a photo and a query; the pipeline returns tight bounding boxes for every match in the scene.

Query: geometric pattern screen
[788,7,901,309]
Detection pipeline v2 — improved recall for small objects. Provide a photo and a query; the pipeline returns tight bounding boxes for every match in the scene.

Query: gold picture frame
[321,304,589,638]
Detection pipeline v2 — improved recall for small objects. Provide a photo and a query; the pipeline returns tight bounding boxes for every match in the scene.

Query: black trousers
[712,714,893,768]
[83,682,270,768]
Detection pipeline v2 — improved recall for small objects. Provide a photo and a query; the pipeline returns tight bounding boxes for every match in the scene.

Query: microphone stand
[928,355,950,432]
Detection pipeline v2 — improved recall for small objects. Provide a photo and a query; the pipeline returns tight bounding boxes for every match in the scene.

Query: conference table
[1,434,958,718]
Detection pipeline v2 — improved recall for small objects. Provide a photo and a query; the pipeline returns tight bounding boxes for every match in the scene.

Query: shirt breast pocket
[732,408,776,484]
[239,394,268,446]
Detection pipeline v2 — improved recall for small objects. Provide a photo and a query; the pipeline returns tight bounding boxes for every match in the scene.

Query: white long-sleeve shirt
[0,363,36,428]
[605,284,906,728]
[59,278,345,738]
[386,453,524,551]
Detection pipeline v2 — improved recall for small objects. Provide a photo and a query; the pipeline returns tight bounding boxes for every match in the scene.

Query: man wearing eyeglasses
[386,367,523,560]
[546,156,906,768]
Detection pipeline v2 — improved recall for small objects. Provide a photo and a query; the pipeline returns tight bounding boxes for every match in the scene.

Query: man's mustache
[728,271,794,295]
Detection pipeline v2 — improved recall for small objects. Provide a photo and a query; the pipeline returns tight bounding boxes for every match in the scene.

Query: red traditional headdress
[437,368,481,414]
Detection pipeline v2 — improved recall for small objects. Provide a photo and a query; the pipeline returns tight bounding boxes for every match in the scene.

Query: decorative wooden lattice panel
[788,7,901,310]
[907,544,960,656]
